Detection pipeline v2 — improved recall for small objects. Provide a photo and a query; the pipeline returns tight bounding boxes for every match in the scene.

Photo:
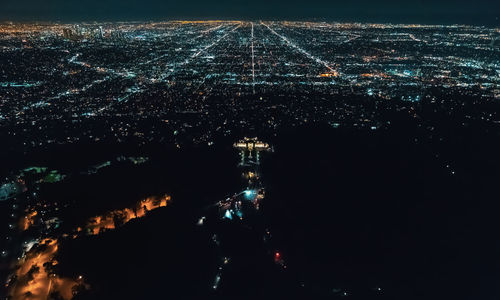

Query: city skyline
[1,0,499,26]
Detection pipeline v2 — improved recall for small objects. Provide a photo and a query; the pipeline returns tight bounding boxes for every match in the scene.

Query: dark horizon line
[0,15,499,28]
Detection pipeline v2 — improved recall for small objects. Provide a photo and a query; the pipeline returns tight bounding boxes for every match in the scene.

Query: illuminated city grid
[0,21,499,146]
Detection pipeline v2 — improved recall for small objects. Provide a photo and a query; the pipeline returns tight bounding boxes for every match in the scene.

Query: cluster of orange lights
[176,20,241,24]
[8,238,78,300]
[19,210,38,231]
[360,72,389,78]
[319,71,339,77]
[8,194,171,300]
[86,195,171,235]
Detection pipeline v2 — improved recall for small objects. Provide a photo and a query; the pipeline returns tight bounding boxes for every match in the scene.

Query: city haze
[1,0,499,26]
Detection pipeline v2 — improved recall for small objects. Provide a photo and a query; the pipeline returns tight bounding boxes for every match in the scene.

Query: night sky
[1,0,499,25]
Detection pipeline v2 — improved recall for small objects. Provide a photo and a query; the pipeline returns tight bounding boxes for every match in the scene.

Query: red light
[275,252,280,258]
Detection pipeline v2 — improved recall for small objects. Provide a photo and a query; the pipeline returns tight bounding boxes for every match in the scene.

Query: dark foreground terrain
[2,122,499,300]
